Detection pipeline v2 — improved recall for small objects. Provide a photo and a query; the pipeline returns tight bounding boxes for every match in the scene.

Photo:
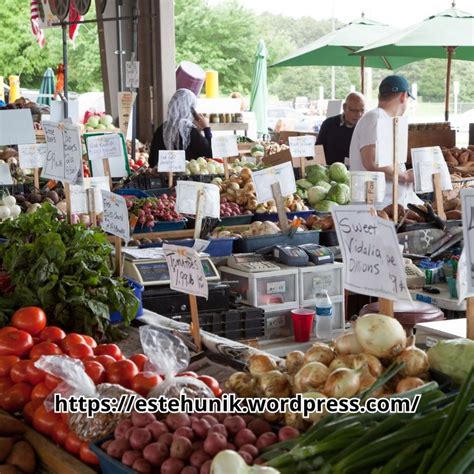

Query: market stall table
[409,282,466,313]
[414,318,467,347]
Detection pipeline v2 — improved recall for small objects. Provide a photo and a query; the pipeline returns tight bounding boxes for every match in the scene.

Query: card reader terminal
[298,244,334,265]
[273,245,309,266]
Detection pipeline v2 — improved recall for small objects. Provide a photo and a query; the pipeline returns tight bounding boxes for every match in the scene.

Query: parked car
[267,106,319,133]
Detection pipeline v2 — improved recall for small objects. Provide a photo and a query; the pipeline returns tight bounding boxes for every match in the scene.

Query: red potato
[161,458,185,474]
[129,427,152,451]
[131,411,155,427]
[256,432,278,451]
[132,457,152,473]
[208,424,228,438]
[182,467,199,474]
[201,415,218,427]
[242,415,255,425]
[248,418,272,437]
[223,416,246,435]
[114,419,133,439]
[239,444,258,458]
[170,436,193,461]
[213,413,227,423]
[239,451,253,465]
[166,413,191,431]
[121,450,142,467]
[191,440,203,451]
[203,433,227,456]
[146,420,169,440]
[190,450,211,468]
[192,419,211,439]
[159,432,174,447]
[101,440,112,451]
[189,415,200,424]
[143,442,169,466]
[174,426,194,441]
[107,438,130,459]
[278,426,300,442]
[226,443,236,451]
[234,429,257,448]
[200,460,212,474]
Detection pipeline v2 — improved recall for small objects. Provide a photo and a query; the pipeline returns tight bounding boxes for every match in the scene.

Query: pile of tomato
[0,306,222,466]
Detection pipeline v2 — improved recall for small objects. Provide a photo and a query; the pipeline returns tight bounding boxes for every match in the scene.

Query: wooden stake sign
[288,135,317,178]
[18,144,46,190]
[87,187,97,226]
[211,135,238,181]
[157,150,185,190]
[271,182,289,232]
[392,117,399,224]
[433,173,446,220]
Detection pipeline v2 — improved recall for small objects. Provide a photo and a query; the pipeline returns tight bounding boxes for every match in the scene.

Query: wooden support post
[64,183,72,224]
[433,173,446,220]
[114,236,122,277]
[223,157,230,180]
[33,168,40,190]
[392,117,399,224]
[271,182,289,232]
[102,158,113,189]
[87,187,97,226]
[168,171,174,188]
[467,297,474,340]
[299,157,306,178]
[379,298,394,317]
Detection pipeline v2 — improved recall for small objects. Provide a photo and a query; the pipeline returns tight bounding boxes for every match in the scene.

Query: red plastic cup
[291,309,315,342]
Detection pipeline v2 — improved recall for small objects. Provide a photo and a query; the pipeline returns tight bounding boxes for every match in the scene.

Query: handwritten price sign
[100,190,130,242]
[163,244,208,299]
[288,135,316,158]
[158,150,186,172]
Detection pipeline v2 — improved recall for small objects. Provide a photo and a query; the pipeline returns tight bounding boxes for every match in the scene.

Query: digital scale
[121,247,220,286]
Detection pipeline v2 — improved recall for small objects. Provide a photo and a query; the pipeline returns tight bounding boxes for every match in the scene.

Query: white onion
[285,351,305,375]
[358,364,377,391]
[324,368,361,398]
[396,377,425,393]
[304,343,335,366]
[353,353,383,377]
[395,346,429,377]
[354,313,407,359]
[247,354,277,376]
[329,355,356,372]
[294,362,330,393]
[334,332,363,355]
[302,392,328,423]
[259,370,291,398]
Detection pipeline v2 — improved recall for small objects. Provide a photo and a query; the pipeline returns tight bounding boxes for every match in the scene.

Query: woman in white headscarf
[150,89,212,167]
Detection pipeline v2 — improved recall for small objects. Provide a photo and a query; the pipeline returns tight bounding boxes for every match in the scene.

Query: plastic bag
[35,355,136,442]
[139,325,214,399]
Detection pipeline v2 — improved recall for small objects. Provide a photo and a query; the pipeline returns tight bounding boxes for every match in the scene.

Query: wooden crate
[408,129,456,162]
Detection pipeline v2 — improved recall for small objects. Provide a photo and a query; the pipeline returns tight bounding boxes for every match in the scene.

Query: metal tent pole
[62,23,69,118]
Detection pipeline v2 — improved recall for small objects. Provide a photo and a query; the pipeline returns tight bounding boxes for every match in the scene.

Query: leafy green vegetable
[328,162,350,183]
[307,186,328,206]
[306,164,329,185]
[315,200,339,212]
[296,179,314,190]
[0,204,138,340]
[327,183,351,205]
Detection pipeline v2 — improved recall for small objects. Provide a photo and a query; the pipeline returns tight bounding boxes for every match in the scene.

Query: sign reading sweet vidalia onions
[332,205,411,302]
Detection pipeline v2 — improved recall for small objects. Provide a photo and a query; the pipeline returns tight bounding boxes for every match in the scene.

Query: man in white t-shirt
[349,75,422,208]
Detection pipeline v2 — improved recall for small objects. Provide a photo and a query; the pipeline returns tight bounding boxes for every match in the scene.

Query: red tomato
[31,382,50,401]
[64,432,82,455]
[33,404,61,435]
[0,377,13,393]
[177,371,198,378]
[23,399,44,424]
[11,307,47,335]
[94,354,116,369]
[81,335,97,349]
[44,373,62,391]
[131,371,162,397]
[197,375,222,396]
[79,442,100,465]
[0,355,20,377]
[106,359,138,388]
[52,420,69,446]
[94,343,122,361]
[39,326,66,343]
[0,327,17,336]
[130,354,148,372]
[59,333,85,353]
[68,343,94,360]
[29,341,62,360]
[84,361,106,385]
[60,412,69,424]
[0,329,34,357]
[1,382,32,412]
[10,360,30,383]
[26,360,46,385]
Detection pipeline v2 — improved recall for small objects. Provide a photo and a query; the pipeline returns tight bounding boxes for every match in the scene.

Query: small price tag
[176,181,220,218]
[158,150,186,173]
[70,177,110,214]
[125,61,140,89]
[252,162,296,204]
[288,135,316,158]
[412,146,452,193]
[85,133,129,178]
[18,144,47,169]
[100,190,130,242]
[212,135,238,158]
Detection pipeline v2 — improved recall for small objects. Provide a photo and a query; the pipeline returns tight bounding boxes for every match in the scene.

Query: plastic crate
[90,437,134,474]
[220,214,253,226]
[319,230,338,247]
[233,230,320,253]
[251,210,315,223]
[298,263,344,305]
[137,237,235,257]
[113,188,150,198]
[134,219,187,234]
[220,266,299,311]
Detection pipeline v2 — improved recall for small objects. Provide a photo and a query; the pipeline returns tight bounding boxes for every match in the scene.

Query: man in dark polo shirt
[316,92,365,165]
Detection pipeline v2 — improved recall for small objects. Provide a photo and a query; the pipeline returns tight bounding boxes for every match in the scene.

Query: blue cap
[379,75,415,99]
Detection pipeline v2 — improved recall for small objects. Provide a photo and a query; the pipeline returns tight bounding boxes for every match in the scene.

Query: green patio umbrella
[271,15,417,93]
[37,67,55,106]
[356,6,474,120]
[250,40,269,136]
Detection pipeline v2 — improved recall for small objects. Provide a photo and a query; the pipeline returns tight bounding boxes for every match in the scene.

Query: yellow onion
[302,392,328,423]
[259,370,291,398]
[263,410,283,423]
[324,368,361,398]
[395,347,429,378]
[334,332,363,355]
[286,351,305,375]
[284,410,309,431]
[353,353,384,377]
[358,364,377,392]
[304,343,335,366]
[354,314,407,359]
[247,353,278,376]
[396,377,425,393]
[294,362,330,393]
[225,372,258,398]
[329,355,356,372]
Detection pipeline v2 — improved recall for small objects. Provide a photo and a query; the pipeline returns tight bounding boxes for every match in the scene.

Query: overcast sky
[208,0,473,27]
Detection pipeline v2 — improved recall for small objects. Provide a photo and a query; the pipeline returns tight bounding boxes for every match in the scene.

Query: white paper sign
[0,109,35,146]
[212,135,239,158]
[85,133,128,178]
[376,116,408,167]
[41,121,82,184]
[332,205,412,302]
[163,243,208,299]
[158,150,186,173]
[125,61,140,89]
[100,190,130,242]
[412,146,453,193]
[70,177,110,214]
[350,171,386,204]
[252,161,297,204]
[461,188,474,295]
[18,144,47,169]
[0,162,13,185]
[176,181,220,218]
[289,135,316,159]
